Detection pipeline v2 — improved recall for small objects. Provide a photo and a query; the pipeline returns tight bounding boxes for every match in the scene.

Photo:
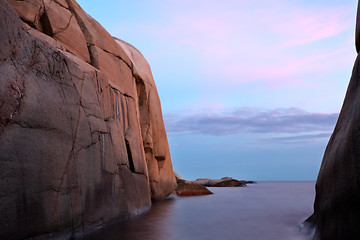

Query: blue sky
[78,0,358,180]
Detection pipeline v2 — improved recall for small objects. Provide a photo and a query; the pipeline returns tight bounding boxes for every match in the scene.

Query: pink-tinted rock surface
[308,1,360,239]
[0,0,176,239]
[115,38,177,200]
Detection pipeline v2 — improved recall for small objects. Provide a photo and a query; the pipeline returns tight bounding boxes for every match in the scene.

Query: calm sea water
[86,181,315,240]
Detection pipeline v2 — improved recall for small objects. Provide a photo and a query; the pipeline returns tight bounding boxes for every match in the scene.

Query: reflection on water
[85,182,315,240]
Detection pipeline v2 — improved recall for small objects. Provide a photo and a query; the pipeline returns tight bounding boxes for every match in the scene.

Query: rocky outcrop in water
[0,0,176,239]
[213,179,246,187]
[307,1,360,239]
[175,177,254,196]
[175,179,213,196]
[193,177,254,187]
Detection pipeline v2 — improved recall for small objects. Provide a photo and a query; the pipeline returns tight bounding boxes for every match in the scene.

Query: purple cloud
[164,107,338,137]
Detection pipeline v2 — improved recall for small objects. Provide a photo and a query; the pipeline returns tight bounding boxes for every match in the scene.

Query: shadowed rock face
[0,0,176,239]
[308,1,360,239]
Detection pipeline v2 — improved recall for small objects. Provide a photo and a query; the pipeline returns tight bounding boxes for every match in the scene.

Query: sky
[77,0,358,181]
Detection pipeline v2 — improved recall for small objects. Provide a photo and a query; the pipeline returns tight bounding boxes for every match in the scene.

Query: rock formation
[193,177,254,187]
[307,1,360,239]
[175,179,213,196]
[0,0,176,239]
[174,177,253,197]
[212,179,246,187]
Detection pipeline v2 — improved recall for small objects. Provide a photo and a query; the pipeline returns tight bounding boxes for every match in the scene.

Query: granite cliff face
[0,0,176,238]
[308,1,360,239]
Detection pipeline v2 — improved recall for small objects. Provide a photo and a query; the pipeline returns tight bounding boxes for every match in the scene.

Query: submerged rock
[175,180,213,196]
[308,1,360,239]
[0,0,175,238]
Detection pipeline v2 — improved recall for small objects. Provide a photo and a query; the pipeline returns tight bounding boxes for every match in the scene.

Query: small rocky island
[175,175,256,196]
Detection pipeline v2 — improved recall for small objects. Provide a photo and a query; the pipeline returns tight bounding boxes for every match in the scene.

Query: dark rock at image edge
[306,0,360,239]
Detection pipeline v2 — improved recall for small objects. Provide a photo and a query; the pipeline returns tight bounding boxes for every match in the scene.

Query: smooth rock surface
[175,180,213,196]
[0,0,175,239]
[308,1,360,239]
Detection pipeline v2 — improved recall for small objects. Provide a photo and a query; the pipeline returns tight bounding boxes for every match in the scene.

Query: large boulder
[0,0,176,239]
[175,180,213,196]
[308,1,360,239]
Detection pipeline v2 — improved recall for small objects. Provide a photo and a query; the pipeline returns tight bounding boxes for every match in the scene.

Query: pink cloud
[276,6,351,48]
[214,46,353,88]
[133,0,355,90]
[108,0,357,113]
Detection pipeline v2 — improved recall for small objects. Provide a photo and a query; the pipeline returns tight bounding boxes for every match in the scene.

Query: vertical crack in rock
[111,176,115,202]
[111,87,121,121]
[101,132,105,168]
[64,0,98,68]
[120,94,128,130]
[94,71,103,107]
[68,180,75,234]
[52,77,84,217]
[125,139,135,173]
[39,8,53,36]
[135,76,161,170]
[115,92,120,120]
[135,77,150,138]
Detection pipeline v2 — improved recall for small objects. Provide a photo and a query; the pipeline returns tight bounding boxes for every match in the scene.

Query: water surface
[86,181,315,240]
